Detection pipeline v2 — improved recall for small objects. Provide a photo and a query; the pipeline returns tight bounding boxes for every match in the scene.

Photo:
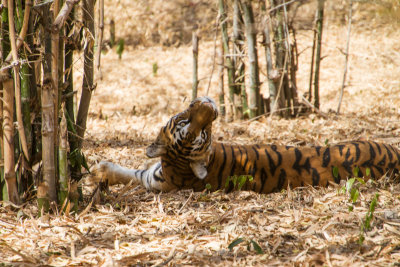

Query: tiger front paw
[90,161,118,185]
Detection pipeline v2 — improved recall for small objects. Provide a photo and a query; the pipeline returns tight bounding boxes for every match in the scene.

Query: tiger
[91,96,400,193]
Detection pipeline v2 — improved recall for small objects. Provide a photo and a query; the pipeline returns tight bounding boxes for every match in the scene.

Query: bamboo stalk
[308,9,317,102]
[52,0,60,164]
[1,0,18,201]
[192,31,199,100]
[337,0,352,114]
[8,0,29,162]
[76,0,95,148]
[58,106,69,208]
[241,0,261,118]
[110,19,115,48]
[1,0,10,201]
[233,0,245,119]
[0,81,4,200]
[313,0,325,110]
[4,0,31,63]
[16,0,33,193]
[217,41,225,120]
[40,5,57,206]
[95,0,104,81]
[262,7,278,114]
[218,0,236,118]
[2,76,19,204]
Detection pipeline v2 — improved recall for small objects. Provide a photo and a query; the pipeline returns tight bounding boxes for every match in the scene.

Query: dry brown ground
[2,3,400,266]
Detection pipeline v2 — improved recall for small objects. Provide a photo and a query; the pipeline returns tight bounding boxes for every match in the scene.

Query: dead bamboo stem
[192,31,199,100]
[313,0,325,110]
[8,0,29,162]
[337,0,353,114]
[52,0,80,33]
[241,0,261,118]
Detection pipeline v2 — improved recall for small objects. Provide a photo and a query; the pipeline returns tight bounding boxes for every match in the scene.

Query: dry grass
[1,1,400,266]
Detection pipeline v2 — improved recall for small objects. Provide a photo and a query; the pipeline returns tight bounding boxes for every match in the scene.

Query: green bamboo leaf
[350,188,359,203]
[228,238,245,251]
[238,176,247,191]
[346,178,356,193]
[250,240,264,254]
[205,183,212,190]
[366,168,371,176]
[225,177,231,189]
[152,62,158,76]
[332,166,339,179]
[352,166,359,177]
[356,177,366,184]
[116,39,124,59]
[369,193,379,213]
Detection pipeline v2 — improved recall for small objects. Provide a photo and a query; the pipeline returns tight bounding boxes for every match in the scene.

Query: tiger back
[91,97,400,193]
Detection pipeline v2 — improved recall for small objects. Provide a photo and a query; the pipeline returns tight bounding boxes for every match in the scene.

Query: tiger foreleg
[90,161,166,191]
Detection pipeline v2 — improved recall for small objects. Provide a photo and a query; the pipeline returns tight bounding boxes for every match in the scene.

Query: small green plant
[205,183,212,191]
[228,237,264,254]
[340,176,365,211]
[116,39,124,60]
[339,167,379,245]
[225,175,254,191]
[359,193,379,245]
[152,62,158,76]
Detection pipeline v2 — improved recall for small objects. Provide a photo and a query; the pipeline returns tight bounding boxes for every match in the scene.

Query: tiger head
[146,96,218,179]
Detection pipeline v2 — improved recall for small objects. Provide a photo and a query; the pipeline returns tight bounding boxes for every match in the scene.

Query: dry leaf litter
[1,2,400,266]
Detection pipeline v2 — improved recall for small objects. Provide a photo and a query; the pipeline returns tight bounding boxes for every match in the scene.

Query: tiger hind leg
[90,161,166,191]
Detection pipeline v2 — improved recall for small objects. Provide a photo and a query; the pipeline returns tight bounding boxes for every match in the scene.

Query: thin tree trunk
[263,11,278,114]
[8,0,29,162]
[308,9,317,102]
[16,0,33,193]
[95,0,104,81]
[233,0,245,119]
[241,0,261,118]
[313,0,325,110]
[271,0,287,117]
[58,107,68,207]
[76,0,95,148]
[218,0,236,119]
[1,0,18,202]
[0,81,4,201]
[110,19,115,48]
[52,0,60,189]
[40,5,57,209]
[1,0,10,201]
[2,76,19,203]
[217,41,225,120]
[65,8,75,133]
[337,0,352,114]
[192,31,198,100]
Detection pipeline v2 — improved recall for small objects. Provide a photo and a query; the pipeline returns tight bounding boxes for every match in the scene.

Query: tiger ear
[190,160,208,179]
